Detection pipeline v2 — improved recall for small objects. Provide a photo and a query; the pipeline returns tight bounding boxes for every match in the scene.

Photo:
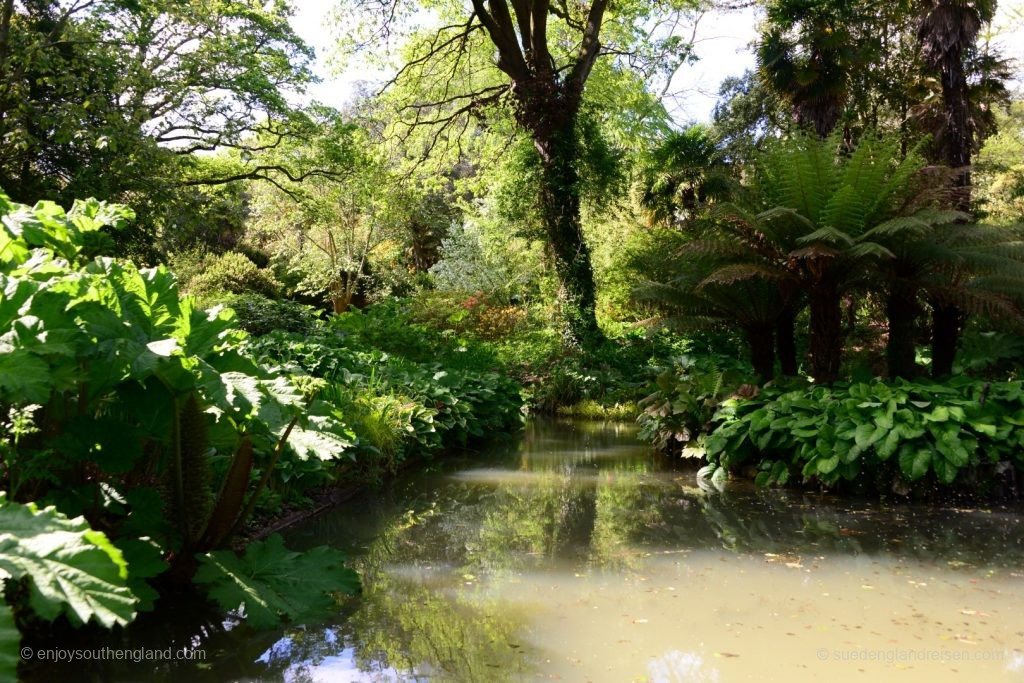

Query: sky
[290,1,1023,125]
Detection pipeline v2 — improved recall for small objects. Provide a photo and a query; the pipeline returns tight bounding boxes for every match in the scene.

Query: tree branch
[567,0,608,96]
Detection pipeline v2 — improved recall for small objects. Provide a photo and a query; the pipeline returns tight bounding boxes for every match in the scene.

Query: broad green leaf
[898,444,932,482]
[0,350,51,403]
[932,458,958,484]
[970,421,997,437]
[114,538,168,612]
[877,429,901,460]
[854,423,885,448]
[0,494,137,627]
[194,534,359,629]
[817,454,841,474]
[287,422,356,462]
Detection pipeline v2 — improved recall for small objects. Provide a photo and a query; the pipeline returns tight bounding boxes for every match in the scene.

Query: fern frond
[699,263,787,286]
[798,225,855,246]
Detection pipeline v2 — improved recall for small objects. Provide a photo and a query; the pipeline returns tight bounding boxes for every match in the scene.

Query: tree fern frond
[699,263,788,286]
[846,241,895,260]
[788,244,840,260]
[798,225,855,246]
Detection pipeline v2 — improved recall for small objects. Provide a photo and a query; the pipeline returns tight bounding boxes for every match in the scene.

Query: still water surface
[39,419,1024,681]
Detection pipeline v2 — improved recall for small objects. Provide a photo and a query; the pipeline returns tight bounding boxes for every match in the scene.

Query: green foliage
[757,0,867,136]
[958,328,1024,376]
[637,354,754,451]
[410,291,531,341]
[0,494,139,671]
[0,189,363,650]
[703,377,1024,491]
[975,99,1024,224]
[194,534,359,629]
[182,251,283,303]
[634,125,732,227]
[429,220,545,304]
[220,293,319,337]
[0,0,315,252]
[245,304,524,475]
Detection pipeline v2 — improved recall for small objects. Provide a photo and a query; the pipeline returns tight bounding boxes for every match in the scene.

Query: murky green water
[28,419,1024,681]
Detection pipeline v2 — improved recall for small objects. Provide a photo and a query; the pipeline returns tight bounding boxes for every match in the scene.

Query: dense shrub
[702,378,1024,493]
[222,293,320,336]
[245,305,525,468]
[637,354,754,451]
[182,250,283,302]
[409,290,529,340]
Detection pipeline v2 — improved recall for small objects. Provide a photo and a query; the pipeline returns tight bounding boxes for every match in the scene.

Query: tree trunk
[0,0,13,74]
[940,50,972,211]
[931,302,962,377]
[532,117,602,348]
[886,284,919,379]
[808,278,842,383]
[775,305,798,376]
[747,325,776,383]
[331,293,350,314]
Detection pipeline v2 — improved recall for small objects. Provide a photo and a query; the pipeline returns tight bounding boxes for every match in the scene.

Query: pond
[28,419,1024,682]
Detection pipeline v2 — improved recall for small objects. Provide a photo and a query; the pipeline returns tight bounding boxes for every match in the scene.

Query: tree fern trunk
[809,279,842,383]
[931,303,963,377]
[776,305,798,376]
[747,325,776,383]
[886,285,919,379]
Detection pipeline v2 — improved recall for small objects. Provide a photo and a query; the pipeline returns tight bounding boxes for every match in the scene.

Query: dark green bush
[0,191,359,665]
[703,378,1024,493]
[222,293,320,336]
[244,305,525,467]
[637,354,754,451]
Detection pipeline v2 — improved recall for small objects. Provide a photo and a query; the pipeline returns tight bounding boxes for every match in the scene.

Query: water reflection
[281,418,1024,682]
[27,418,1024,681]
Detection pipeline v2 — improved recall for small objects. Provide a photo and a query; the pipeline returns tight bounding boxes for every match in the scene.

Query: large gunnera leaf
[0,494,137,628]
[194,534,359,629]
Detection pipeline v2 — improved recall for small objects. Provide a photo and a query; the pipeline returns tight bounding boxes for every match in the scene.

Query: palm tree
[871,212,1024,376]
[917,0,997,209]
[635,126,732,228]
[757,0,863,138]
[916,2,1007,374]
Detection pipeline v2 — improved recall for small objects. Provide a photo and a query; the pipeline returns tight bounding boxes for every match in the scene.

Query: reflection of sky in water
[259,631,415,682]
[647,650,720,683]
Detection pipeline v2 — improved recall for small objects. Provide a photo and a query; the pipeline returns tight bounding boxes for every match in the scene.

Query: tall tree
[756,0,865,138]
[917,0,996,210]
[336,0,700,346]
[0,0,316,254]
[917,0,997,376]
